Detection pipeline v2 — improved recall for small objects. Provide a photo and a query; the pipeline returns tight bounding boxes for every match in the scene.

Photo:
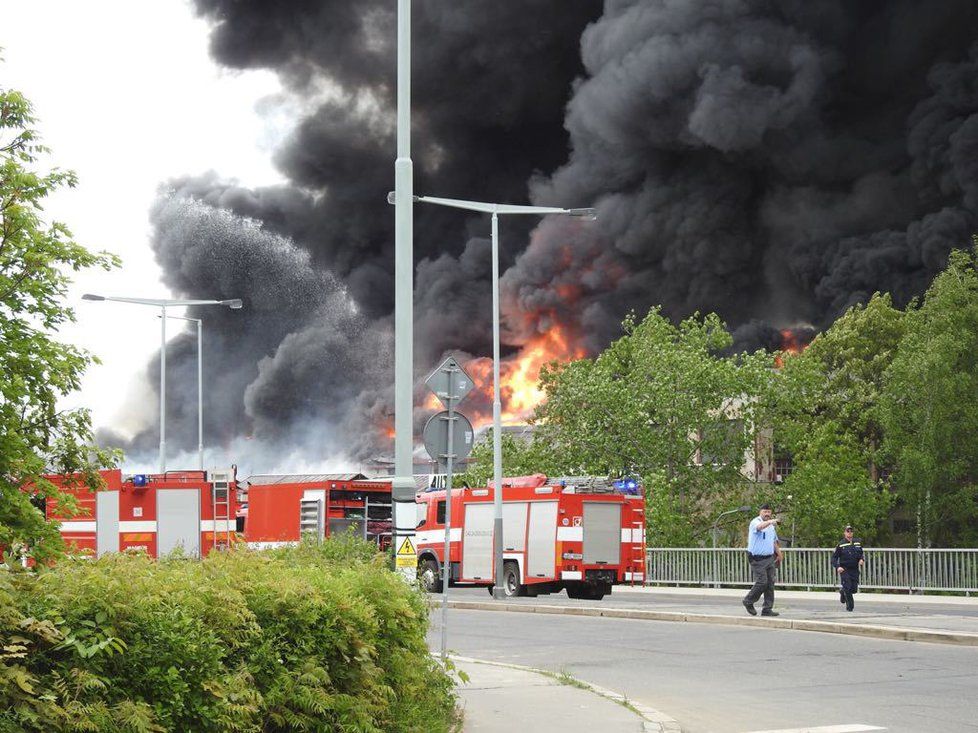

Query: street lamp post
[162,315,204,470]
[392,194,595,598]
[390,0,417,582]
[82,294,242,472]
[711,505,752,589]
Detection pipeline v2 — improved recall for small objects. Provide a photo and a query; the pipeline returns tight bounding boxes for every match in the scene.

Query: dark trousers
[744,555,777,611]
[841,568,859,610]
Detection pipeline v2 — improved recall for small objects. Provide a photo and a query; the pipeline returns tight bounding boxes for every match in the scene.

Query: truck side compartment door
[582,501,622,566]
[526,501,558,579]
[461,502,494,581]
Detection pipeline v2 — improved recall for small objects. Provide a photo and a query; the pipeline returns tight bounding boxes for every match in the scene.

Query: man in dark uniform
[832,525,864,611]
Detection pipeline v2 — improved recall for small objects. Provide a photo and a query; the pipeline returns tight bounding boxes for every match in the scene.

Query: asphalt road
[431,606,978,732]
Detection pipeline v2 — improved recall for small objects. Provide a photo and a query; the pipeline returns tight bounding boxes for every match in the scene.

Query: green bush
[0,539,457,732]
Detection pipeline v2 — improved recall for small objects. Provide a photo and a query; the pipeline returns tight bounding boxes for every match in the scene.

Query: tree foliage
[765,293,901,544]
[0,83,119,563]
[528,308,772,545]
[881,247,978,547]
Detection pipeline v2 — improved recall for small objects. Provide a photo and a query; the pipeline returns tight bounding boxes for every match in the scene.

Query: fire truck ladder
[209,470,234,551]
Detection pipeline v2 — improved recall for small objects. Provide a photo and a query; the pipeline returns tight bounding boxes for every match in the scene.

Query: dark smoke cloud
[112,0,978,469]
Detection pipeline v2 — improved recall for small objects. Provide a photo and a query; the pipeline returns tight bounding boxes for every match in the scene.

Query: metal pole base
[491,587,507,599]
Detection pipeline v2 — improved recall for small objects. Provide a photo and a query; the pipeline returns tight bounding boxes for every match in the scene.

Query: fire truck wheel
[419,558,442,594]
[503,561,524,598]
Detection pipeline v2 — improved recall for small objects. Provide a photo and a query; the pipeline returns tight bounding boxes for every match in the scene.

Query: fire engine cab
[415,474,645,600]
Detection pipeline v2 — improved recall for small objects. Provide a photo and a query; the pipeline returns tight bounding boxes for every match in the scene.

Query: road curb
[437,599,978,646]
[449,654,683,733]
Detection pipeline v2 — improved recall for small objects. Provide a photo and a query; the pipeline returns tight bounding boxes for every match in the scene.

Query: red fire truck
[242,473,393,549]
[415,474,646,600]
[45,468,238,558]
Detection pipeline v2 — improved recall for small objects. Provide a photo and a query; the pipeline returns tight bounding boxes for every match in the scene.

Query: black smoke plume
[107,1,978,469]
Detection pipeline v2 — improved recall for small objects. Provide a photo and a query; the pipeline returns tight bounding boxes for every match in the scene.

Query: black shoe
[846,606,854,612]
[761,610,780,617]
[840,591,846,604]
[742,600,757,616]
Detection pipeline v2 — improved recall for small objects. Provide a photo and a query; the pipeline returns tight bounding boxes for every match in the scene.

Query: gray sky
[2,1,286,447]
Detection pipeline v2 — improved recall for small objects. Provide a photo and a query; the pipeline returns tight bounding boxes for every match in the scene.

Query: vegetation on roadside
[0,539,459,733]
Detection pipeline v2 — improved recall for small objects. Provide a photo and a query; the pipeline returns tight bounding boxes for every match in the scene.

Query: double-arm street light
[391,192,595,598]
[82,294,242,473]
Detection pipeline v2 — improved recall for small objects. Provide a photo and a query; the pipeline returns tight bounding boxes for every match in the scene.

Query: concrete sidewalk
[613,585,978,639]
[439,584,978,646]
[451,656,680,733]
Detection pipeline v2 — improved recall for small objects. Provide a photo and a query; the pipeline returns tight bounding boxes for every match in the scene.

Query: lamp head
[387,191,420,205]
[222,299,243,310]
[567,208,597,221]
[81,294,105,301]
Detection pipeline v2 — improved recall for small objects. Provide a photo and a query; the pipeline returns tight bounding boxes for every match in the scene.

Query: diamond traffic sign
[424,355,474,408]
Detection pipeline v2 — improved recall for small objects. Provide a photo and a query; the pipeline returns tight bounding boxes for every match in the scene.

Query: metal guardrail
[645,548,978,594]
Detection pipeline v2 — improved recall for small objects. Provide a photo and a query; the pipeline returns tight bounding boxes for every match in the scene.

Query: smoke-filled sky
[9,1,978,472]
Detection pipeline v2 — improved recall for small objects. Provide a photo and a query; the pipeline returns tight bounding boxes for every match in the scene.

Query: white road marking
[745,725,886,733]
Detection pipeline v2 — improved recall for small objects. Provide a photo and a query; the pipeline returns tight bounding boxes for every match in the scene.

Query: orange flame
[774,329,810,368]
[451,325,587,428]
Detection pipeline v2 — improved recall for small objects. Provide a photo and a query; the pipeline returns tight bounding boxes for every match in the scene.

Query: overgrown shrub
[0,539,457,732]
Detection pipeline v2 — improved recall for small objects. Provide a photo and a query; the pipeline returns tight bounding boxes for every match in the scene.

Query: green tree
[881,247,978,547]
[533,308,773,545]
[459,431,564,488]
[0,83,118,563]
[765,293,901,544]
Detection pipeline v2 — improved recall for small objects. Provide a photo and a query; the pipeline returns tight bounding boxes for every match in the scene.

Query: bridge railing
[644,547,978,594]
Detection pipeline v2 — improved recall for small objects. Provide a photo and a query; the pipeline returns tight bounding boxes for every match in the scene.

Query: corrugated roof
[244,473,366,486]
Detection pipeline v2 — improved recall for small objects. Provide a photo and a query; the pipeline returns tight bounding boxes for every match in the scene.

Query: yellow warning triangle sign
[396,536,416,556]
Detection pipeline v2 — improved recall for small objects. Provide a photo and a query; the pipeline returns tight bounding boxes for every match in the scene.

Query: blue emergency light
[132,474,149,487]
[613,478,639,494]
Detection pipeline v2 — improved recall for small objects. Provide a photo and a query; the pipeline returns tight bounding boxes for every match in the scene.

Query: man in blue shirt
[742,503,783,616]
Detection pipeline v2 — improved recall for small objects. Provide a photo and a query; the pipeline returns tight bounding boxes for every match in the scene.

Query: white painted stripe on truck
[624,572,645,581]
[119,521,157,532]
[633,528,644,543]
[246,541,297,550]
[620,528,631,542]
[416,528,462,545]
[556,527,583,541]
[200,520,234,532]
[58,521,96,532]
[561,571,583,580]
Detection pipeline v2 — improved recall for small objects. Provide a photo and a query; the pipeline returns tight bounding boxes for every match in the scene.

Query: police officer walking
[832,524,864,612]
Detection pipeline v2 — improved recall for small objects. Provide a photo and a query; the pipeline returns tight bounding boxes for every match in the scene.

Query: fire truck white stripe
[200,520,234,532]
[620,528,631,542]
[624,572,645,581]
[246,541,296,550]
[556,527,583,541]
[561,571,583,580]
[119,521,157,532]
[632,528,644,543]
[58,521,96,532]
[416,528,462,545]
